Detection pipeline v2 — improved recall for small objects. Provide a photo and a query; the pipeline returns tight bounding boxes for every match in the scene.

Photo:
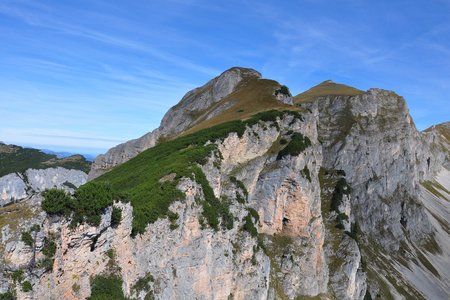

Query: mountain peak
[158,66,292,138]
[321,79,335,84]
[219,66,262,79]
[89,67,297,178]
[294,80,364,104]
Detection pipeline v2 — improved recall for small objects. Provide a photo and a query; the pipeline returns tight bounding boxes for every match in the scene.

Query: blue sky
[1,0,450,155]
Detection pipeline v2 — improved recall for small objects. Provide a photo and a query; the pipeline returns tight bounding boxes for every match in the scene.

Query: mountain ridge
[0,142,91,177]
[1,67,449,299]
[88,67,295,179]
[89,67,377,179]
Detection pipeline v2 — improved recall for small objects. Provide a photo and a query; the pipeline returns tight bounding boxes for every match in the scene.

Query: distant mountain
[0,142,91,176]
[41,149,97,161]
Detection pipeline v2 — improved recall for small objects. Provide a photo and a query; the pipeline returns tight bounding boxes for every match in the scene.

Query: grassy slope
[294,80,364,104]
[0,143,91,176]
[183,77,302,135]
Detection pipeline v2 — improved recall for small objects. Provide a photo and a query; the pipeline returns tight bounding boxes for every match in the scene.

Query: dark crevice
[400,202,407,228]
[90,227,108,252]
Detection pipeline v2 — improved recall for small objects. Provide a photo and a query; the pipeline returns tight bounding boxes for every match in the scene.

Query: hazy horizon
[1,140,106,158]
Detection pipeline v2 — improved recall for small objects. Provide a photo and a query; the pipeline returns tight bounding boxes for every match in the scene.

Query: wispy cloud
[0,2,219,76]
[31,134,123,143]
[0,128,125,150]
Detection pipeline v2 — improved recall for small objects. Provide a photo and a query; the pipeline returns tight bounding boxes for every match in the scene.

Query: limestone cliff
[297,84,450,299]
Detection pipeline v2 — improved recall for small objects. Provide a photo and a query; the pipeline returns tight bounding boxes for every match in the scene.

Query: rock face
[0,173,27,205]
[1,69,450,300]
[301,88,450,299]
[88,67,263,179]
[310,89,435,250]
[0,167,87,207]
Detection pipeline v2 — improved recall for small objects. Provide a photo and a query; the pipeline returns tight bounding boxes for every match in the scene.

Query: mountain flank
[0,67,449,300]
[88,67,296,179]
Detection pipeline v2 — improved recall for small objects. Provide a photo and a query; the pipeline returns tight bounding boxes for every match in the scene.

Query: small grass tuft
[22,281,32,292]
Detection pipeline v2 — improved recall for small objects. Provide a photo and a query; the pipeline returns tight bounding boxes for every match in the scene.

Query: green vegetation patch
[167,211,180,230]
[132,273,154,294]
[277,133,311,159]
[42,189,74,217]
[230,176,248,203]
[247,207,260,223]
[0,291,14,300]
[330,178,351,213]
[21,224,40,247]
[39,234,57,271]
[42,182,123,228]
[274,85,291,97]
[301,166,311,182]
[11,269,24,283]
[111,207,122,228]
[21,281,32,292]
[345,222,360,242]
[21,231,33,247]
[243,212,258,237]
[88,275,128,300]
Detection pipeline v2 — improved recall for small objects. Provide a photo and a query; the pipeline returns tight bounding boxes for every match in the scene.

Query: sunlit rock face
[0,167,87,207]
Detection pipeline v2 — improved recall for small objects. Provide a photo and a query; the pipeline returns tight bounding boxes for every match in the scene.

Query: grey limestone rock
[0,167,87,207]
[0,173,27,206]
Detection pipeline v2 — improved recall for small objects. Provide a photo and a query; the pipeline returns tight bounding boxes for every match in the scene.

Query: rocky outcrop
[329,235,366,300]
[0,173,27,205]
[301,88,450,298]
[307,89,434,250]
[424,122,450,169]
[0,167,87,206]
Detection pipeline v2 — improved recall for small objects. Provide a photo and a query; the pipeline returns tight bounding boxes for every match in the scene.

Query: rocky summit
[1,67,449,300]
